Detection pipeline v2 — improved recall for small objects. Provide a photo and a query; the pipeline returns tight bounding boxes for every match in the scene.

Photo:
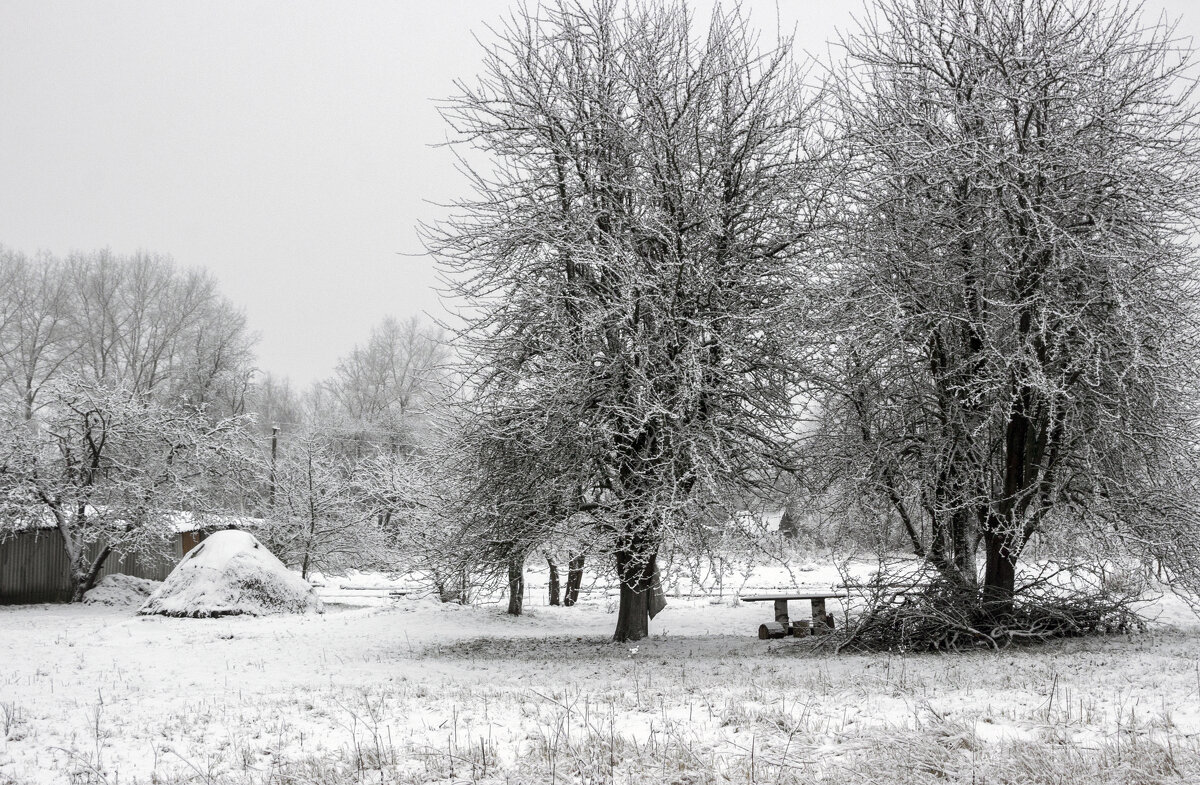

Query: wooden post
[774,599,790,631]
[811,597,828,633]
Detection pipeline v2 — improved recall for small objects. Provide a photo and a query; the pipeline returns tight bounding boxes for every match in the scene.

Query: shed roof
[5,509,260,535]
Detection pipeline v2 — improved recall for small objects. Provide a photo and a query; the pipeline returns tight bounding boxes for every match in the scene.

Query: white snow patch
[82,574,161,607]
[139,530,323,617]
[1,560,1198,785]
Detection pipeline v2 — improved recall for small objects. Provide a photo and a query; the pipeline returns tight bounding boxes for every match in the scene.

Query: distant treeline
[0,246,254,419]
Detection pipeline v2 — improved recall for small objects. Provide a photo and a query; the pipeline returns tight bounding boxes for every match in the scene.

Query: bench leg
[774,599,790,629]
[811,598,828,633]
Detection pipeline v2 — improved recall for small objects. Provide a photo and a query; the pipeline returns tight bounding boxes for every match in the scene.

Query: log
[758,622,789,640]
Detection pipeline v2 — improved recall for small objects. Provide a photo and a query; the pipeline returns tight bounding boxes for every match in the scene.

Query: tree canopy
[433,0,828,640]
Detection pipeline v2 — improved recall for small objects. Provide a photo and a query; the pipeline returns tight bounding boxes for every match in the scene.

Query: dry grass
[52,719,1199,785]
[25,630,1199,785]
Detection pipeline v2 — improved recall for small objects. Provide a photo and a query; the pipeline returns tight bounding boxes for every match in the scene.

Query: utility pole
[269,425,279,509]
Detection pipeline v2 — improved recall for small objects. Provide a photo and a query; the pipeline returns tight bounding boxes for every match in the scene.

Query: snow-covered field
[2,563,1199,784]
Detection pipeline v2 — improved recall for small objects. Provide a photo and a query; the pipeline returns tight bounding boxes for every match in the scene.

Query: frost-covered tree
[433,0,826,640]
[66,250,256,413]
[354,442,486,602]
[240,317,451,579]
[260,429,394,579]
[246,372,306,439]
[0,380,258,600]
[818,0,1200,614]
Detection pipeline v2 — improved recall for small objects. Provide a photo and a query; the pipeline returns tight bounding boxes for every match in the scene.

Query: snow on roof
[164,511,264,534]
[3,509,261,534]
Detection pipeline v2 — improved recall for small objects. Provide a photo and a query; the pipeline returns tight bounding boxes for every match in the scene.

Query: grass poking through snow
[2,599,1198,784]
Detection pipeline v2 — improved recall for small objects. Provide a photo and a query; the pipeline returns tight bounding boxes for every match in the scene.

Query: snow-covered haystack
[84,574,161,607]
[139,530,324,617]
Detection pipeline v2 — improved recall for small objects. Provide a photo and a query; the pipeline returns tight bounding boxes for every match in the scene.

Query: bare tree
[0,247,256,420]
[0,248,79,419]
[323,316,449,456]
[247,372,306,437]
[354,442,484,602]
[174,298,256,417]
[67,249,255,410]
[433,0,826,640]
[817,0,1200,618]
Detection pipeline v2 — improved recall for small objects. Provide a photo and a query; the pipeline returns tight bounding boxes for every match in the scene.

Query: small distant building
[732,508,786,534]
[0,513,250,604]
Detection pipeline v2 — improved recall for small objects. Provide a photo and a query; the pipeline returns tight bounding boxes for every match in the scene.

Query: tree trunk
[779,500,799,539]
[564,553,584,606]
[302,454,317,580]
[982,530,1017,617]
[506,555,525,616]
[951,509,978,589]
[613,546,656,642]
[70,545,113,602]
[547,557,561,606]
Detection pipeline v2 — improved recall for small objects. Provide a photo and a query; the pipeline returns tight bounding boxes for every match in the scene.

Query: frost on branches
[431,1,828,640]
[812,0,1200,636]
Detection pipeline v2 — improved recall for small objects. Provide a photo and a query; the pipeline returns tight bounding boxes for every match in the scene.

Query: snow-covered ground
[2,561,1198,784]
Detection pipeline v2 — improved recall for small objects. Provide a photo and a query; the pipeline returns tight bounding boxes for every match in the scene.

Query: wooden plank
[838,581,927,590]
[741,592,847,602]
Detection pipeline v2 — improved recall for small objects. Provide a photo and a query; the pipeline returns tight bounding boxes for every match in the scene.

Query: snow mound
[84,574,161,606]
[139,530,324,617]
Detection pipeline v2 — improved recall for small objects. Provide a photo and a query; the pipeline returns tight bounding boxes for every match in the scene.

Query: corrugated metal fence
[0,529,181,604]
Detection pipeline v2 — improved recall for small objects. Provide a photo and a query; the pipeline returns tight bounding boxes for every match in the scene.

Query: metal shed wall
[0,529,181,604]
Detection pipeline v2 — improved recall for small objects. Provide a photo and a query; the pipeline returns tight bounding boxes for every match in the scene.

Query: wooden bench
[740,592,847,639]
[337,585,410,595]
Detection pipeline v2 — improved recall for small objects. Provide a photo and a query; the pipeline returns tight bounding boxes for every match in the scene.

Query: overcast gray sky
[1,0,1196,386]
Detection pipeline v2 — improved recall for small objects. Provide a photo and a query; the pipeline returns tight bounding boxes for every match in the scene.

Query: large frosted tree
[434,0,825,640]
[818,0,1200,615]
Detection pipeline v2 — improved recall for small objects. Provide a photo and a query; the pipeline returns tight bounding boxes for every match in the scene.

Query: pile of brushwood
[834,579,1145,653]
